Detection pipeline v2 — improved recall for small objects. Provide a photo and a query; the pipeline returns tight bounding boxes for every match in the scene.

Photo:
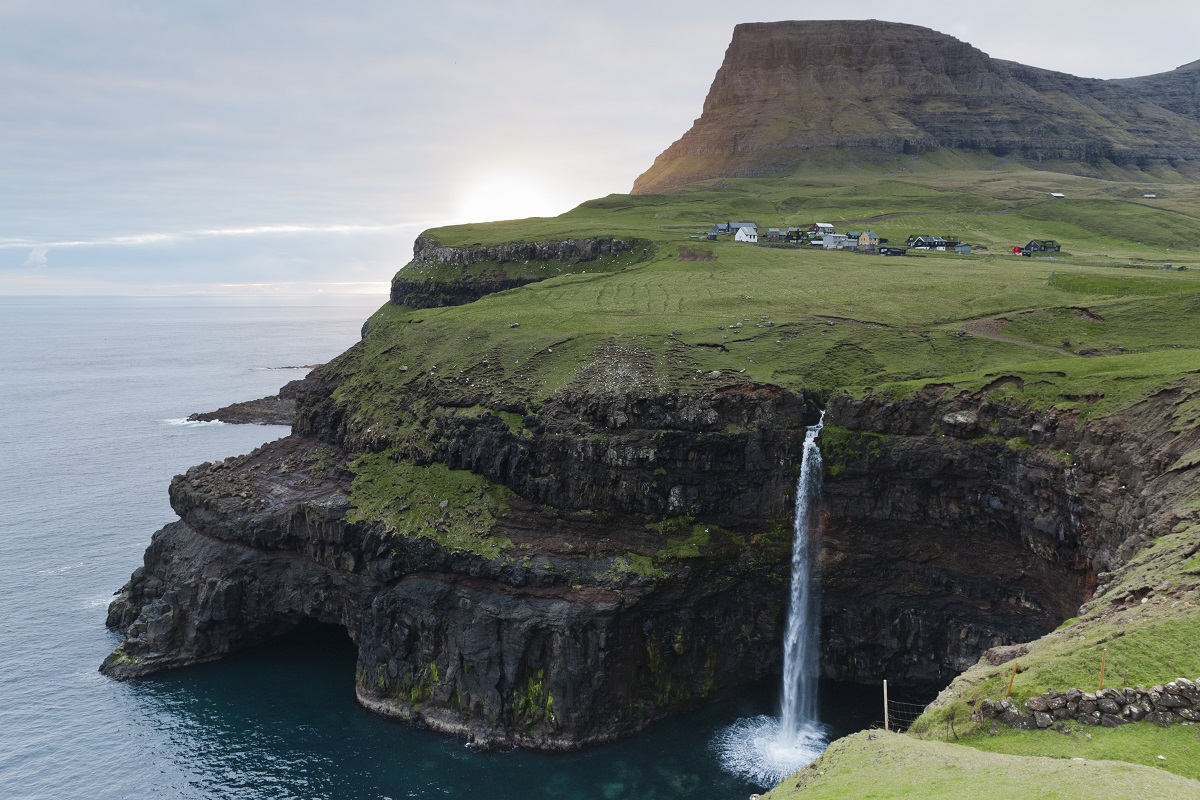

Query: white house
[822,233,850,249]
[735,225,758,243]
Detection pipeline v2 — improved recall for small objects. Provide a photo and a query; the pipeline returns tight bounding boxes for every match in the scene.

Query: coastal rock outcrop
[632,20,1200,193]
[390,236,641,310]
[187,377,307,426]
[105,384,818,749]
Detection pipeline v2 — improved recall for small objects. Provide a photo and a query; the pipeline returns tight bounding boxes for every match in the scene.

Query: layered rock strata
[390,237,638,310]
[633,21,1200,193]
[814,385,1197,688]
[105,385,818,748]
[103,360,1195,748]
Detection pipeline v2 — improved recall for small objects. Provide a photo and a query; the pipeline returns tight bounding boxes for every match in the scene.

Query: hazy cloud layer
[2,0,1198,294]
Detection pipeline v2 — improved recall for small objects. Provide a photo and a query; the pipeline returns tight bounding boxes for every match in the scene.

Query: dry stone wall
[979,678,1200,730]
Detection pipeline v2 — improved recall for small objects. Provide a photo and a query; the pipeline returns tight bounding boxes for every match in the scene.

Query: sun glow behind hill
[455,172,577,225]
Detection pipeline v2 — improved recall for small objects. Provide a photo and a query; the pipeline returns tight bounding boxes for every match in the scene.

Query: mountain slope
[633,20,1200,193]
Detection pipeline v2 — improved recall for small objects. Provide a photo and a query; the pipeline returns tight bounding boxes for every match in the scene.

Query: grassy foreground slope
[353,158,1200,793]
[762,731,1200,799]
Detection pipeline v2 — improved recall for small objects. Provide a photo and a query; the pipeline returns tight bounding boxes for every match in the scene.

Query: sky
[3,1,1199,297]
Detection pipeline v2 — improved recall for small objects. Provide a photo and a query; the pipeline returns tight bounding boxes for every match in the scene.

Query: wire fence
[884,698,929,733]
[881,679,931,733]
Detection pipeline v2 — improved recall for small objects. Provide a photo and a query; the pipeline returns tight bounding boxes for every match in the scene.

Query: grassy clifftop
[363,157,1200,419]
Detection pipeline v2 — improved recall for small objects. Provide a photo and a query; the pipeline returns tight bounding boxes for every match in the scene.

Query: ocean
[0,296,880,799]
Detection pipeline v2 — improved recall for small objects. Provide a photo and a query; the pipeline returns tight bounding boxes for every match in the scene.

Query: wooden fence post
[1005,661,1019,697]
[884,679,890,732]
[1098,648,1108,691]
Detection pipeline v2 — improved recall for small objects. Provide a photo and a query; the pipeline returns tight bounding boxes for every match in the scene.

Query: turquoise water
[0,297,881,799]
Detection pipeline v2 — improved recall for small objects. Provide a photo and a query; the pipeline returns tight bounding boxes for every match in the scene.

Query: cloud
[23,246,48,267]
[2,2,1199,294]
[0,220,436,252]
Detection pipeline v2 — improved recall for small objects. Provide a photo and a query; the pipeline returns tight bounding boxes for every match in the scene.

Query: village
[706,221,1062,257]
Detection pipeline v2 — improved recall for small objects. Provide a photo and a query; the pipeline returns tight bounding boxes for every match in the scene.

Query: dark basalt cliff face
[817,386,1197,687]
[390,236,638,310]
[633,20,1200,193]
[105,381,819,748]
[1115,59,1200,123]
[103,334,1198,747]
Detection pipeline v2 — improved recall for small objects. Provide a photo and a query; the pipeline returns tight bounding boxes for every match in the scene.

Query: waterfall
[713,412,827,787]
[779,411,824,739]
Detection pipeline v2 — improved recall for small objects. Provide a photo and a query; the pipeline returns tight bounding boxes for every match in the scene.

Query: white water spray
[714,412,827,787]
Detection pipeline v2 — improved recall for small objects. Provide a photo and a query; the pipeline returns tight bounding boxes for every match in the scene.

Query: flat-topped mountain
[633,20,1200,193]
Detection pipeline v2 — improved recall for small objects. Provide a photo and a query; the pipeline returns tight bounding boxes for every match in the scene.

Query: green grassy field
[355,159,1200,423]
[427,154,1200,262]
[761,731,1200,799]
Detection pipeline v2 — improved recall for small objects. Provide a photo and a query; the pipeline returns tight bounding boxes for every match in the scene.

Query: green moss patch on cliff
[817,424,889,478]
[347,453,513,558]
[510,668,557,731]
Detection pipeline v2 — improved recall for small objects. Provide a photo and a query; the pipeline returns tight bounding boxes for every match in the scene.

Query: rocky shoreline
[186,377,307,426]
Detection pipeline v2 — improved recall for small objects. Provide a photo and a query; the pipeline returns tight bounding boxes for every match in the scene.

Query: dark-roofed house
[907,235,947,249]
[1022,240,1060,254]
